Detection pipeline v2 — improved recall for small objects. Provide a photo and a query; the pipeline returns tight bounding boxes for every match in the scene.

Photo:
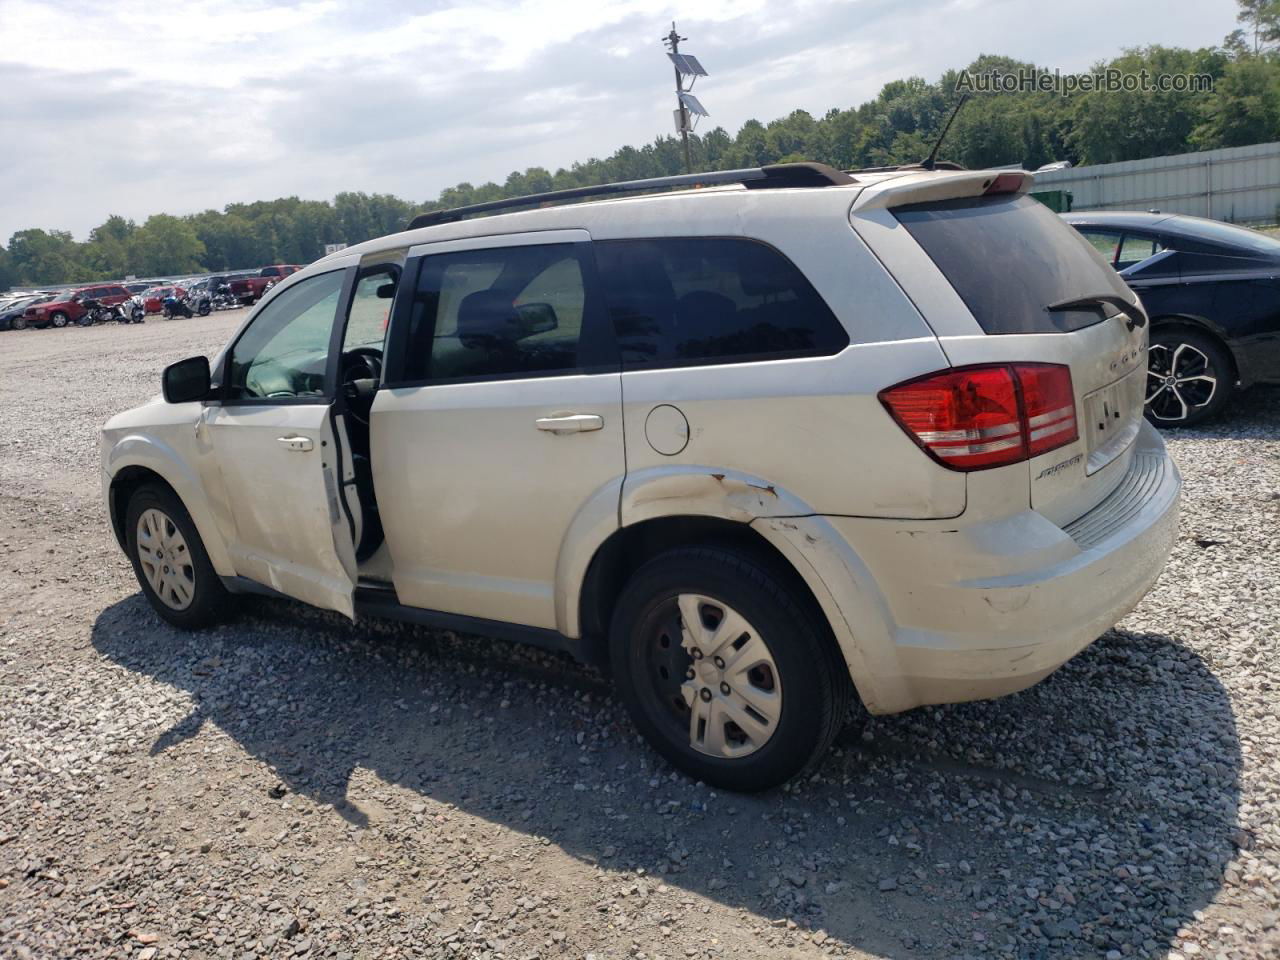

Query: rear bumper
[773,421,1180,714]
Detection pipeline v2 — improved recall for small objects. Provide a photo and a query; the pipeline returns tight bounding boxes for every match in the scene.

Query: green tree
[128,215,205,276]
[1193,56,1280,147]
[7,229,83,285]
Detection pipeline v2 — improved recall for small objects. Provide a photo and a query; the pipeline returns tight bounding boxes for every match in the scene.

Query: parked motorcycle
[126,296,146,323]
[75,297,125,326]
[162,294,194,319]
[211,282,239,311]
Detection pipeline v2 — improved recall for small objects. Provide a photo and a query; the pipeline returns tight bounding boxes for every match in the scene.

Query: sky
[0,0,1241,242]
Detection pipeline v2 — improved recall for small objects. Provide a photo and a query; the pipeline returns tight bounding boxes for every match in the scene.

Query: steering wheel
[341,348,383,425]
[342,347,383,383]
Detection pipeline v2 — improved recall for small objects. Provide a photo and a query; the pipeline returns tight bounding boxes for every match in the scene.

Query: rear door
[372,230,624,630]
[884,192,1149,525]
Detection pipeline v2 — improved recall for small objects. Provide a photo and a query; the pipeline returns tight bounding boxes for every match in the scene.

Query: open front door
[203,265,359,617]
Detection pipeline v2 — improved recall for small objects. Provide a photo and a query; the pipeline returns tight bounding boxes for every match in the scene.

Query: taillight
[879,363,1078,471]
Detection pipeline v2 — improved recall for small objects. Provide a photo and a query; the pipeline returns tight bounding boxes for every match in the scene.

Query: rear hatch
[865,182,1147,525]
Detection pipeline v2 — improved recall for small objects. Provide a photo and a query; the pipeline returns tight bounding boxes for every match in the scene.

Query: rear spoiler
[851,170,1034,213]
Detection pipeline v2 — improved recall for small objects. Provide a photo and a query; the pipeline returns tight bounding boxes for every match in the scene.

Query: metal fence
[1033,141,1280,224]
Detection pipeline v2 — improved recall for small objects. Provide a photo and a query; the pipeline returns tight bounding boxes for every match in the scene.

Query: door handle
[535,413,603,434]
[277,435,314,452]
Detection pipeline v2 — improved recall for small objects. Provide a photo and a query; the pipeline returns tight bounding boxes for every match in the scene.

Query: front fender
[105,433,235,576]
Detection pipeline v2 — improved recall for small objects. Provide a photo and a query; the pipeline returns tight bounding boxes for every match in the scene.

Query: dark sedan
[0,294,54,331]
[1064,211,1280,425]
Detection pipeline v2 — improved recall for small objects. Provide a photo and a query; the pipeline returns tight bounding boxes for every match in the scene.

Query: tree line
[4,25,1279,289]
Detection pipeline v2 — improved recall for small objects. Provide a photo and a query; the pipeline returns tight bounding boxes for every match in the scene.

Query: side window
[1077,230,1121,265]
[593,238,848,368]
[342,266,398,353]
[1116,233,1165,270]
[226,270,345,402]
[400,243,599,383]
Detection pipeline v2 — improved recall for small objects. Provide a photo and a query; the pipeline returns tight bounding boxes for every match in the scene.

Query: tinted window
[896,194,1134,334]
[226,270,343,401]
[594,238,847,368]
[1166,215,1280,255]
[400,243,600,383]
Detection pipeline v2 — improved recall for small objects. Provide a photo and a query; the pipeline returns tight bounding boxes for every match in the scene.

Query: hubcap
[1146,342,1216,422]
[643,594,782,759]
[136,508,195,610]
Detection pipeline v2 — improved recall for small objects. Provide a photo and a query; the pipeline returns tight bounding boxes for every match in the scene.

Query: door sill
[218,576,592,662]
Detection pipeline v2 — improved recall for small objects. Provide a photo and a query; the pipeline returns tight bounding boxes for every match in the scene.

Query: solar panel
[667,52,708,77]
[679,92,709,117]
[681,54,708,77]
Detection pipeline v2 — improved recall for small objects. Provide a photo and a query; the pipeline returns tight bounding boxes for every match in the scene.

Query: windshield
[894,194,1134,334]
[1167,215,1280,255]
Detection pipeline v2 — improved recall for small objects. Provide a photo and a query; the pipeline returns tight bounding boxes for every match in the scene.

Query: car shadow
[91,596,1241,958]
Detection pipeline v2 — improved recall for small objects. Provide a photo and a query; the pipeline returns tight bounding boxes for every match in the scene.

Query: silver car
[101,163,1180,790]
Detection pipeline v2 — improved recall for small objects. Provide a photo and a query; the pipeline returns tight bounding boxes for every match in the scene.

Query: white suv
[101,163,1180,790]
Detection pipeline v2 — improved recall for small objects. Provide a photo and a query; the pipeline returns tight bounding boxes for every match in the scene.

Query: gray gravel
[0,315,1277,959]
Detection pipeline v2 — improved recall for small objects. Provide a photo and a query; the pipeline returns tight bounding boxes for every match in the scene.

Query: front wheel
[51,311,70,328]
[125,484,233,629]
[609,546,851,791]
[1146,328,1234,427]
[197,301,211,317]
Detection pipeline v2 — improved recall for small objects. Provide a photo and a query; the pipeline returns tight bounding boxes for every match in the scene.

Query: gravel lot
[0,314,1277,960]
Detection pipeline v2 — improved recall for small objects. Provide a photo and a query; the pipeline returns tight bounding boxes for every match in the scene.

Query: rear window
[894,194,1132,334]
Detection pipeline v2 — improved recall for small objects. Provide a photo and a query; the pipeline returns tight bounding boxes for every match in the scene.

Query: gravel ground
[0,315,1277,960]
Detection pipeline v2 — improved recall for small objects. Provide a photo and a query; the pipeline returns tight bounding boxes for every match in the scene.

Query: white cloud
[0,0,1239,241]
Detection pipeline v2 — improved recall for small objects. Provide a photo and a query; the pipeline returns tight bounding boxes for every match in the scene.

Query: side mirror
[375,281,397,299]
[163,356,211,403]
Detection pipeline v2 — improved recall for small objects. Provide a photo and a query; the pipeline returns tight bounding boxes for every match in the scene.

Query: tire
[50,311,69,328]
[124,484,233,629]
[10,315,27,331]
[197,302,211,317]
[609,545,852,791]
[1146,327,1234,427]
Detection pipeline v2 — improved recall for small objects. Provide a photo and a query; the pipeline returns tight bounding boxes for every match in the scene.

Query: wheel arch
[106,442,235,576]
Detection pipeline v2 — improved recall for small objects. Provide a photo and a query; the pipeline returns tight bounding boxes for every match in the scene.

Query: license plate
[1083,366,1143,472]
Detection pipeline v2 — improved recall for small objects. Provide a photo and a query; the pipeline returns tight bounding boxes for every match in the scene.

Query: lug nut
[713,656,725,669]
[691,648,704,660]
[720,682,730,695]
[700,687,712,702]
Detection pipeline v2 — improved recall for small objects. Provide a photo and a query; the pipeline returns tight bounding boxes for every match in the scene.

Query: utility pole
[664,23,693,174]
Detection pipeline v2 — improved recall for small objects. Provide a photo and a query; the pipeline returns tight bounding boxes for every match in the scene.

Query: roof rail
[844,160,968,175]
[408,162,855,230]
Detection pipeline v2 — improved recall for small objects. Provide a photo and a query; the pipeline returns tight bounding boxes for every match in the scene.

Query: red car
[141,286,187,314]
[20,283,133,329]
[227,265,302,305]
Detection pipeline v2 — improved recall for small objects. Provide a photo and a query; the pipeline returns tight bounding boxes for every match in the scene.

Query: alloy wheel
[1146,341,1217,423]
[50,312,68,328]
[643,593,782,759]
[136,508,196,610]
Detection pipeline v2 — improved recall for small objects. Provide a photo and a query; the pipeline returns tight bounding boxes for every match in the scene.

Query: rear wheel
[609,546,851,791]
[50,311,69,328]
[197,301,211,317]
[9,315,25,331]
[1146,328,1233,426]
[125,484,232,629]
